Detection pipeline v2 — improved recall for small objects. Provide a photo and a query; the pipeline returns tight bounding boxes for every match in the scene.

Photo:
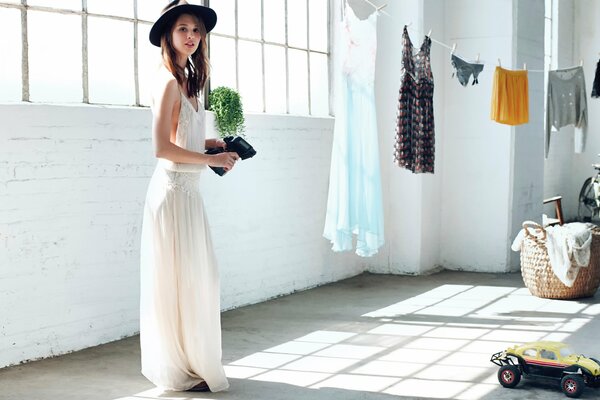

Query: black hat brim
[149,4,217,47]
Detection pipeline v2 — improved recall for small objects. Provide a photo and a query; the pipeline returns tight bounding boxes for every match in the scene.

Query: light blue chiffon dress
[323,4,384,257]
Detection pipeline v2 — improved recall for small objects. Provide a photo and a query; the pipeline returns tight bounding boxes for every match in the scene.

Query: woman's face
[171,13,201,58]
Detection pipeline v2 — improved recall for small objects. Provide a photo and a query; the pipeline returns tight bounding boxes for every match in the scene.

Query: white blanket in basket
[512,223,596,287]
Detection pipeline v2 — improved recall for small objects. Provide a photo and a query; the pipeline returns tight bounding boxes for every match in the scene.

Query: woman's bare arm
[152,76,237,169]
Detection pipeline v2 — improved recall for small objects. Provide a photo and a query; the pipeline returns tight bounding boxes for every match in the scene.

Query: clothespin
[523,62,527,70]
[427,28,432,38]
[498,58,502,67]
[476,53,480,63]
[580,59,584,67]
[451,43,456,55]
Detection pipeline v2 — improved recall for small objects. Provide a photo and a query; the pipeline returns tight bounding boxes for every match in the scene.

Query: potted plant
[208,86,246,138]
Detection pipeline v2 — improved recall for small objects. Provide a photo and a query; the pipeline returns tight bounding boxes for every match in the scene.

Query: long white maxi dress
[323,3,384,257]
[140,88,229,392]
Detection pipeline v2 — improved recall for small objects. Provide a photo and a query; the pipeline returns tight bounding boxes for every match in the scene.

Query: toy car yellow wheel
[561,374,585,398]
[498,365,521,388]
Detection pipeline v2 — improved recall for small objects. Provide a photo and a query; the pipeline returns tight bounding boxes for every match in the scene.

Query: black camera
[205,136,257,176]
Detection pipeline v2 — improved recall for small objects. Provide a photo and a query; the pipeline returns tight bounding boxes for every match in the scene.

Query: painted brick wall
[0,104,364,368]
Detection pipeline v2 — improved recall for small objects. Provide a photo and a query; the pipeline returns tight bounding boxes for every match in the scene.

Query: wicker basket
[519,222,600,299]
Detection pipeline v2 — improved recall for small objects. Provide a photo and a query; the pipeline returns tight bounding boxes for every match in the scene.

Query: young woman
[139,0,236,392]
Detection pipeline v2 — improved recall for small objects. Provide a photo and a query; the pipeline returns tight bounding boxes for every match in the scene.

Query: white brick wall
[3,0,597,370]
[0,104,364,368]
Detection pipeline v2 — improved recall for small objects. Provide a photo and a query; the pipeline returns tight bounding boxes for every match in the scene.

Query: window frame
[1,0,331,115]
[206,0,331,115]
[0,0,156,106]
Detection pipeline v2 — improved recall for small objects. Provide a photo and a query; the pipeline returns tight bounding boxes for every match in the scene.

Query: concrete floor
[1,271,600,400]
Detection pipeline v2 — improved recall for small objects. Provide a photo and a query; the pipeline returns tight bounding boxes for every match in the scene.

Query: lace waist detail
[164,169,201,196]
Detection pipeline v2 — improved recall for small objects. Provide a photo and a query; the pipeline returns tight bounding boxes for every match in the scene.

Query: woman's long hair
[160,7,210,97]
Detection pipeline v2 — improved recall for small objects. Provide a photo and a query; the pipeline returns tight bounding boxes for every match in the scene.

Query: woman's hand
[206,138,226,149]
[215,139,226,149]
[209,151,239,171]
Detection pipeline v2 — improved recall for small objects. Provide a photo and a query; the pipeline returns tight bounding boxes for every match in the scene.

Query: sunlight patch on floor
[311,373,400,392]
[384,378,472,398]
[222,283,598,399]
[250,369,331,387]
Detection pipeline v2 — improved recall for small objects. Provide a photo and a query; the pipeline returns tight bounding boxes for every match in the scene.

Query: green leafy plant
[208,86,246,138]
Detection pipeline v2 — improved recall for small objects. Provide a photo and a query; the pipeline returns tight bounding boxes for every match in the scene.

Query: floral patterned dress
[394,26,435,174]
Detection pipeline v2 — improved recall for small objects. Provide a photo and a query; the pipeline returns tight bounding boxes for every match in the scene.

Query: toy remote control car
[491,341,600,398]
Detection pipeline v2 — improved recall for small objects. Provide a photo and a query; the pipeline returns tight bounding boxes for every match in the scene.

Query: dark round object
[498,365,521,388]
[561,374,585,398]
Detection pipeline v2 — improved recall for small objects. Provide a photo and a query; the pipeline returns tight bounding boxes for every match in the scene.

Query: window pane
[288,0,307,48]
[209,36,237,93]
[87,0,133,18]
[238,40,263,113]
[309,52,328,116]
[137,0,166,22]
[288,49,308,114]
[0,8,21,102]
[138,24,162,106]
[28,0,81,10]
[264,45,286,114]
[264,0,285,44]
[28,11,82,103]
[238,0,261,40]
[88,17,135,105]
[309,0,327,52]
[211,0,235,36]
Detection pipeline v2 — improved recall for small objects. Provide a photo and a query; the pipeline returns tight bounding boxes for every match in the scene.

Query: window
[0,0,165,106]
[1,0,330,114]
[560,347,574,358]
[208,0,330,116]
[540,349,557,360]
[523,348,537,357]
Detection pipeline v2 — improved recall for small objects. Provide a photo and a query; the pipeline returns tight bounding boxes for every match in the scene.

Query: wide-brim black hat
[149,0,217,47]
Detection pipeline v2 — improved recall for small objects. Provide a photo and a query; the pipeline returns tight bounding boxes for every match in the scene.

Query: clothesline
[359,0,585,74]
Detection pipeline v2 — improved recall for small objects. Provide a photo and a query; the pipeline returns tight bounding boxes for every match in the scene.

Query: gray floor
[1,271,600,400]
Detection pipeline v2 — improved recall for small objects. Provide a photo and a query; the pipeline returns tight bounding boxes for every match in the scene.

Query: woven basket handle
[522,220,547,241]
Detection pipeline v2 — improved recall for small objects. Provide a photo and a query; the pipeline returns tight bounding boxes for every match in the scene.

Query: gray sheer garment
[546,66,587,158]
[451,55,484,86]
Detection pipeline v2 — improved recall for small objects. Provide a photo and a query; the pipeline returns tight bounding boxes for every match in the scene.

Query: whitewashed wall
[1,0,585,369]
[544,0,600,222]
[573,1,600,220]
[367,0,546,275]
[438,0,517,272]
[0,104,364,368]
[543,0,577,220]
[509,0,545,268]
[369,0,443,275]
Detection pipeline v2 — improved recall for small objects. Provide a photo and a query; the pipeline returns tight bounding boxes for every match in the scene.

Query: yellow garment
[490,66,529,125]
